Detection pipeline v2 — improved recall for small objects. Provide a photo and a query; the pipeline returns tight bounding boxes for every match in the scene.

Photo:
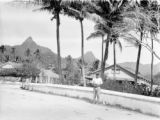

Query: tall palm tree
[87,27,105,78]
[39,0,67,84]
[0,45,6,62]
[34,49,41,60]
[25,48,32,63]
[25,48,31,57]
[135,0,149,87]
[148,0,159,92]
[0,45,6,54]
[11,47,16,61]
[86,0,128,80]
[123,0,156,86]
[63,1,91,86]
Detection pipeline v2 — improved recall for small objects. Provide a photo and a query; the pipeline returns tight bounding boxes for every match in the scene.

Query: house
[0,62,22,82]
[37,69,59,84]
[0,62,22,69]
[88,64,151,86]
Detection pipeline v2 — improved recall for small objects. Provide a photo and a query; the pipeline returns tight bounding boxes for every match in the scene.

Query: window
[111,68,120,74]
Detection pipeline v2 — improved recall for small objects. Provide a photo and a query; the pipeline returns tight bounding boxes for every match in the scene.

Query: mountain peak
[22,36,36,46]
[84,51,97,64]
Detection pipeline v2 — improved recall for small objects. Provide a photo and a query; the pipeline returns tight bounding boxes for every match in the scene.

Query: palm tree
[39,0,66,84]
[111,34,122,78]
[87,27,105,78]
[0,45,6,54]
[148,0,159,92]
[135,0,149,87]
[122,0,156,86]
[11,47,16,61]
[0,45,6,62]
[25,48,32,63]
[63,1,88,86]
[86,0,128,80]
[90,59,100,72]
[34,49,41,60]
[25,48,31,57]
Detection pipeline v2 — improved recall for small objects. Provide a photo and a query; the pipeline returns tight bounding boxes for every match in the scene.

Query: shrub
[101,80,149,95]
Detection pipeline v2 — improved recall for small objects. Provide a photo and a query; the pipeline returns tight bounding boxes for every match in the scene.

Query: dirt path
[0,83,159,120]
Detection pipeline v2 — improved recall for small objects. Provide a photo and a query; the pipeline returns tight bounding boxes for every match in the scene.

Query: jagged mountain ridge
[2,37,98,68]
[3,37,58,67]
[1,37,160,75]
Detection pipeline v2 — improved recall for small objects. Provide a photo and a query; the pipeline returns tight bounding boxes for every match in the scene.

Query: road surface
[0,83,159,120]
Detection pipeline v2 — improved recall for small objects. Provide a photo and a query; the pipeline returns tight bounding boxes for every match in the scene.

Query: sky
[0,1,160,65]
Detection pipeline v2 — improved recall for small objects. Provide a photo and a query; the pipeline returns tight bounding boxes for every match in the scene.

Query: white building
[37,69,59,84]
[0,62,22,69]
[89,64,150,86]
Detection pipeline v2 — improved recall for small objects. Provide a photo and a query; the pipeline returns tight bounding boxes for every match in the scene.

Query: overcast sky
[0,1,160,65]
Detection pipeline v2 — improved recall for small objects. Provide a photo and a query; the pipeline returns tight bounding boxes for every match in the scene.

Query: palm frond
[87,31,104,40]
[116,40,122,52]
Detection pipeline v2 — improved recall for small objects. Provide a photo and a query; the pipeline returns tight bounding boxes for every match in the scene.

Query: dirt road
[0,83,159,120]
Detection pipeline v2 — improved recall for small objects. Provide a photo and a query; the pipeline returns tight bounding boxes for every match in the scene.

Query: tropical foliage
[0,63,40,78]
[7,0,160,94]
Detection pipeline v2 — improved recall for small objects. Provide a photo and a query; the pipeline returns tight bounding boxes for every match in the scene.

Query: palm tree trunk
[56,12,63,84]
[80,19,86,87]
[113,41,116,80]
[101,35,104,78]
[151,33,154,93]
[102,33,110,81]
[135,32,143,86]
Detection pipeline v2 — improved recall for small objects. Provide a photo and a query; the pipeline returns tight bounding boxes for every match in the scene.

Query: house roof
[0,62,22,69]
[89,64,150,84]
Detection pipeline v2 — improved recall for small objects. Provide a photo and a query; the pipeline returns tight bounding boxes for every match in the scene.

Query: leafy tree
[16,63,40,78]
[0,62,40,78]
[34,49,41,60]
[11,47,16,61]
[90,59,100,72]
[0,45,6,62]
[15,56,22,62]
[154,72,160,85]
[4,55,10,62]
[0,45,6,54]
[64,55,81,85]
[25,48,31,57]
[25,48,32,63]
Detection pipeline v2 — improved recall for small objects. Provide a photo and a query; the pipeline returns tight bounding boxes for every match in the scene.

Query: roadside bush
[152,86,160,97]
[101,80,149,95]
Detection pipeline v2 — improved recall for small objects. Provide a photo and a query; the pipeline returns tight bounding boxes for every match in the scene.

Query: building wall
[38,71,59,84]
[104,69,134,81]
[104,69,150,86]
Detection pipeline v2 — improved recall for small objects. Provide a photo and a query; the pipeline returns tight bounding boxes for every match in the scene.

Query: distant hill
[83,51,97,64]
[2,37,98,69]
[119,62,160,76]
[2,36,159,76]
[3,37,58,67]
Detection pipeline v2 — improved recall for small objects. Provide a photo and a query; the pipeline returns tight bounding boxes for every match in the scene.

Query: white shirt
[92,77,103,86]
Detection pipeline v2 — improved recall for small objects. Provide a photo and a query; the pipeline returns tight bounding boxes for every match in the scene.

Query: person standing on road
[91,73,103,104]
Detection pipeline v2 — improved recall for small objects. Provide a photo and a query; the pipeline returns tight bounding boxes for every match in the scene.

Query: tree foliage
[63,55,81,85]
[0,63,40,78]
